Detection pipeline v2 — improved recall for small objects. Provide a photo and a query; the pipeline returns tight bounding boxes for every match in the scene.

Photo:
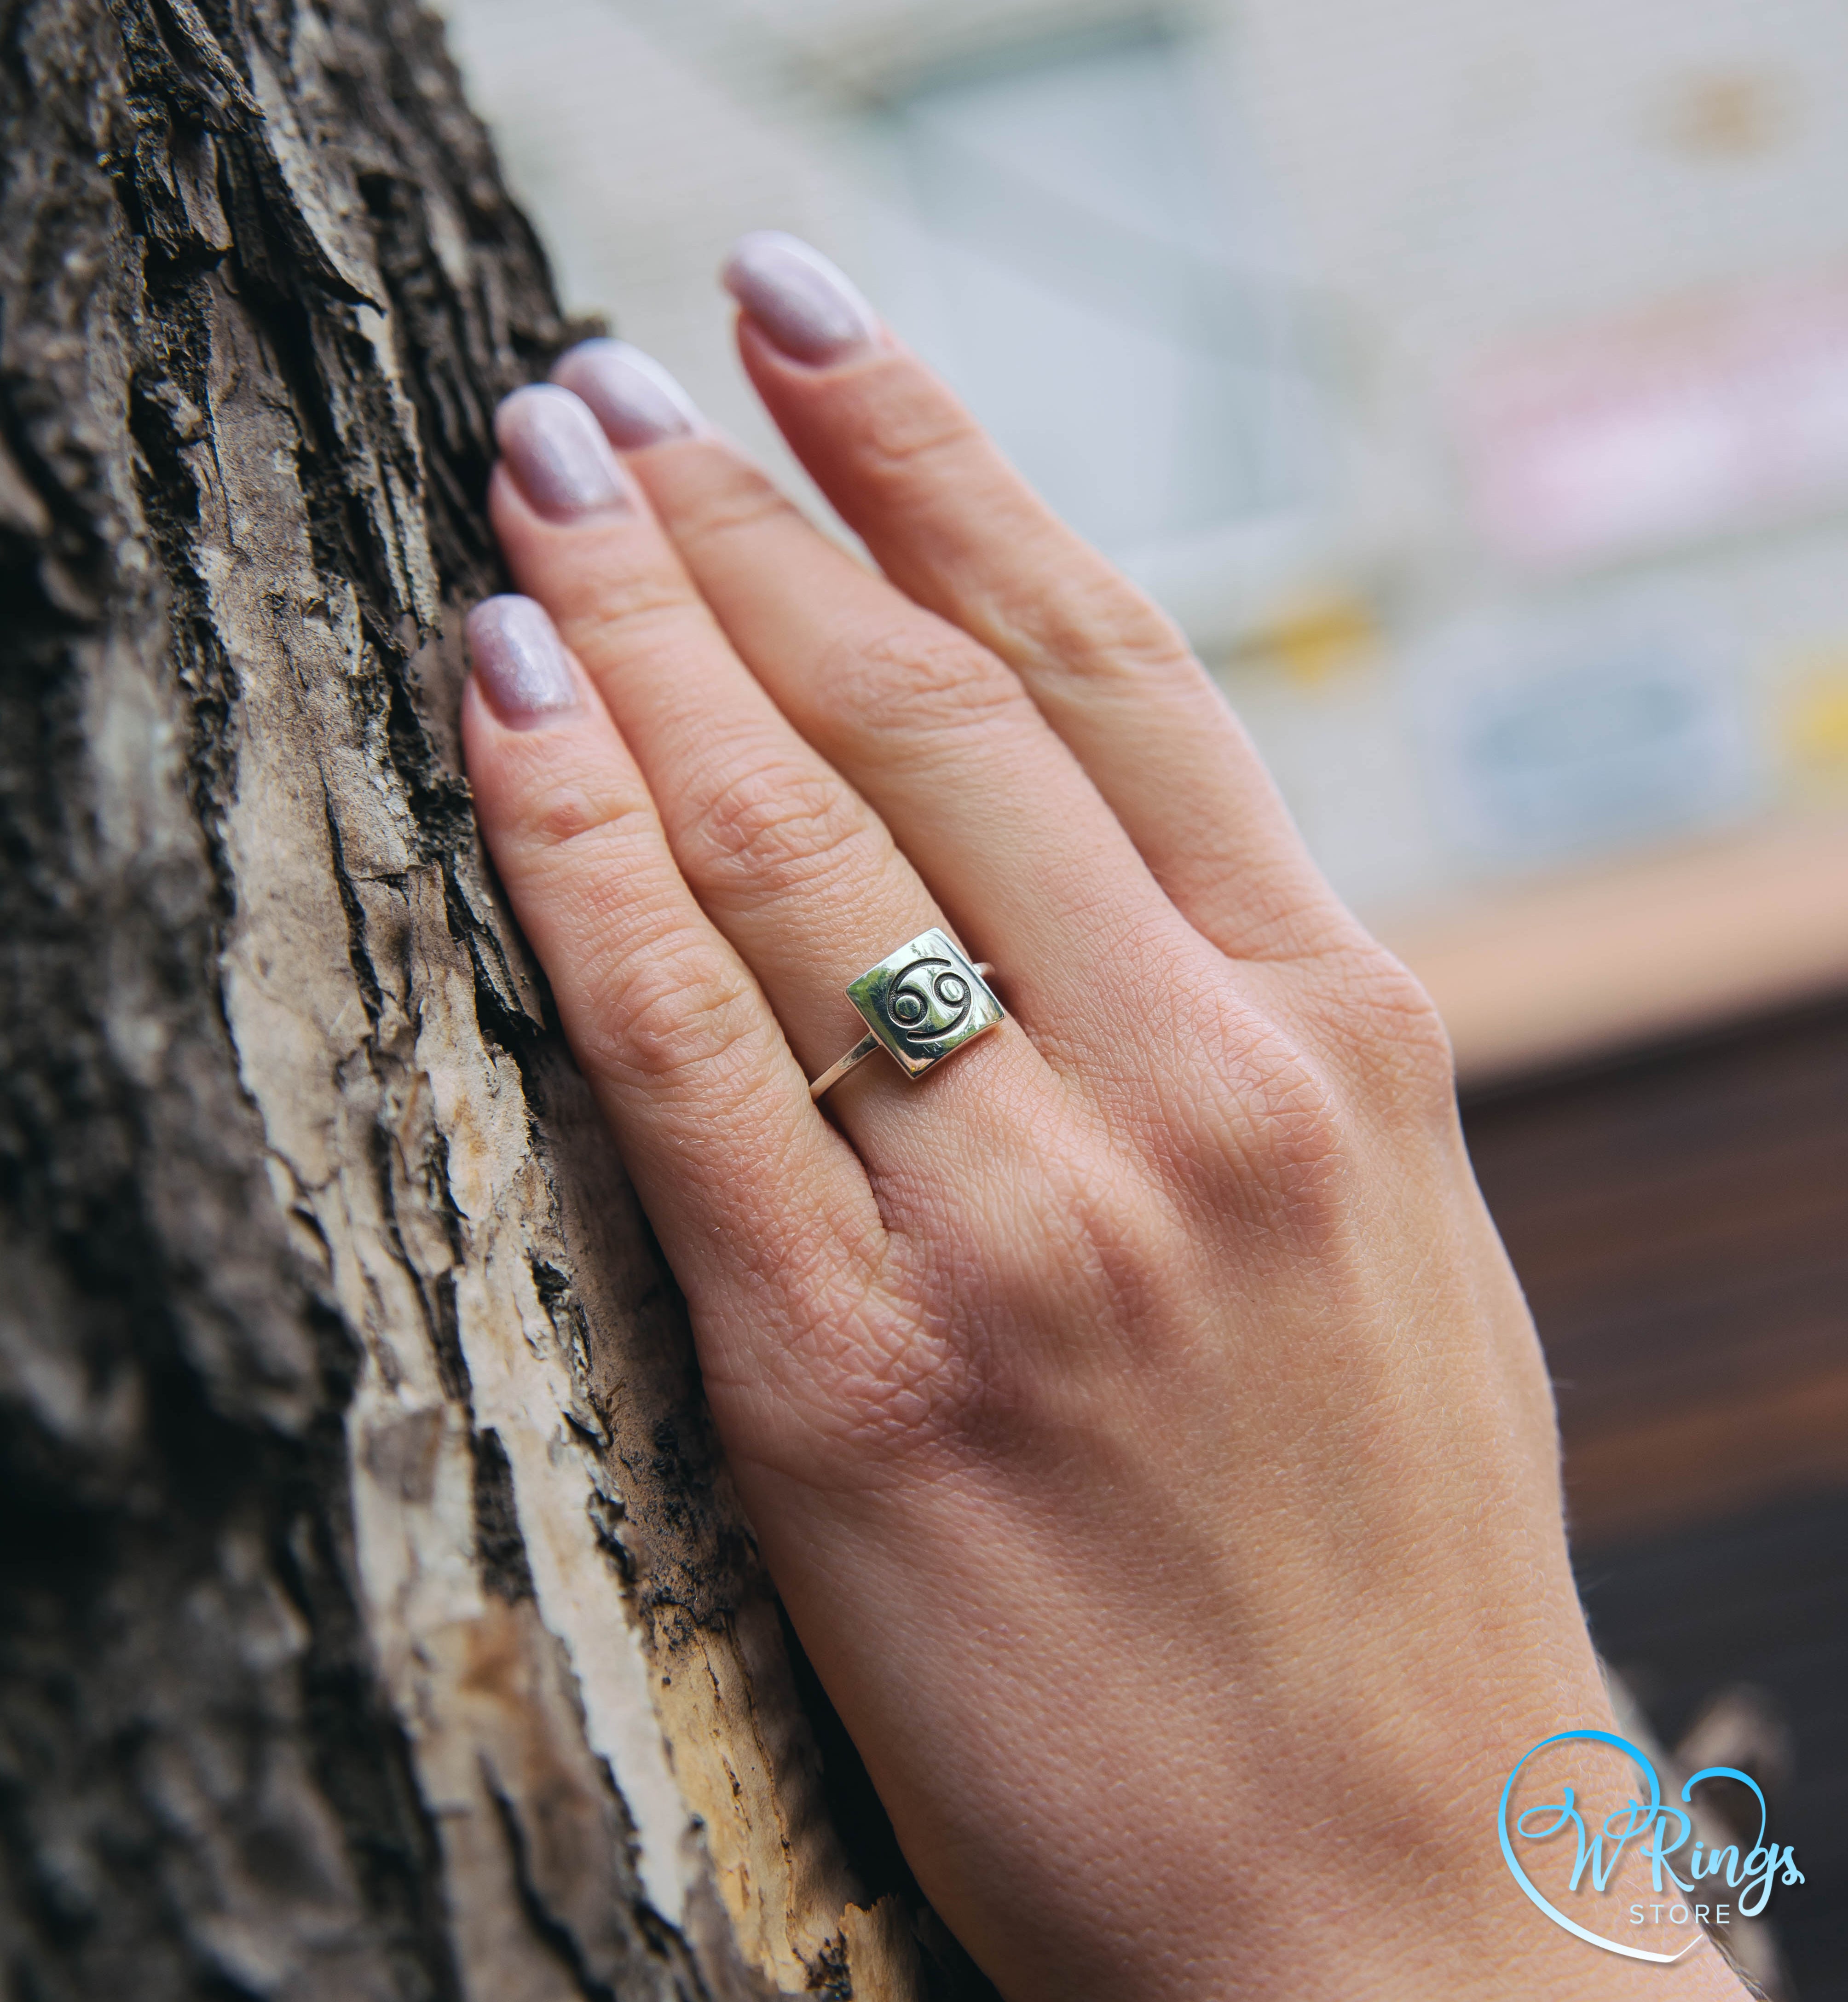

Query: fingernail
[467,595,579,726]
[722,230,879,365]
[553,339,702,449]
[494,383,632,522]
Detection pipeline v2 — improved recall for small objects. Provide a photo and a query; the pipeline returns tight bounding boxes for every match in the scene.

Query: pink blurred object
[1457,269,1848,567]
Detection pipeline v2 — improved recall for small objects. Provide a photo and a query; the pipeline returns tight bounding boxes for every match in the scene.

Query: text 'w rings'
[807,929,1005,1102]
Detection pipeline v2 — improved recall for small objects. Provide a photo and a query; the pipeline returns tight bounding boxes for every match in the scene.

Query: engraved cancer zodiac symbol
[882,958,974,1047]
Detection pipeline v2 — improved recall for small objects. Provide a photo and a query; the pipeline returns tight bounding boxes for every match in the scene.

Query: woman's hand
[460,233,1745,2001]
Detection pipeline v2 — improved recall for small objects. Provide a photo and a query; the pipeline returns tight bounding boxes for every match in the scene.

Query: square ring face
[845,929,1004,1080]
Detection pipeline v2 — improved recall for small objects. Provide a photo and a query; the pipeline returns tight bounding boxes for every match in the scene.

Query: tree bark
[0,4,987,1996]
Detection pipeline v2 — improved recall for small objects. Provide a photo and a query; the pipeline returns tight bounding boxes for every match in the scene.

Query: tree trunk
[0,5,985,1996]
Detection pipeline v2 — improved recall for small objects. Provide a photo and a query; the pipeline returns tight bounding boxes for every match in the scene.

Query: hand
[460,233,1747,2000]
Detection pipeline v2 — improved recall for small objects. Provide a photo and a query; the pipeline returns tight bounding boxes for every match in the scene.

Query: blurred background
[440,0,1847,1987]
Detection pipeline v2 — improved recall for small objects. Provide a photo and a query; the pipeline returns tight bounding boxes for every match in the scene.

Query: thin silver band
[807,1031,881,1102]
[809,962,995,1102]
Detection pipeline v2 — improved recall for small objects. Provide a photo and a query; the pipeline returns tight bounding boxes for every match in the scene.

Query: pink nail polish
[722,231,879,365]
[553,339,702,449]
[467,596,579,726]
[494,384,632,521]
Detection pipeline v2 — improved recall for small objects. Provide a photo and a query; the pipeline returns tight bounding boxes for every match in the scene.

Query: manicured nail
[494,383,631,522]
[553,339,702,449]
[722,231,879,365]
[467,595,579,726]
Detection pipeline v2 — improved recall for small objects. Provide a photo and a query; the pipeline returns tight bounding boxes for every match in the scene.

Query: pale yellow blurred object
[1784,651,1848,798]
[1389,817,1848,1084]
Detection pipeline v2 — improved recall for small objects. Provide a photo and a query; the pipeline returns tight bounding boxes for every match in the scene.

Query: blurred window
[877,29,1330,558]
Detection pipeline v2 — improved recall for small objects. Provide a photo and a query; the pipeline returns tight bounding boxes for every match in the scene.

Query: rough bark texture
[0,4,989,1996]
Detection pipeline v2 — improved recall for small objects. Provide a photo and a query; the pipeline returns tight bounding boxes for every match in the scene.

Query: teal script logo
[1499,1729,1804,1963]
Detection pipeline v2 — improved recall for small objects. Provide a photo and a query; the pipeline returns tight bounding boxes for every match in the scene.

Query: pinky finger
[460,595,883,1341]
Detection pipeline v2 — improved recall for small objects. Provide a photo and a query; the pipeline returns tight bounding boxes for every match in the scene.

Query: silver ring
[808,929,1004,1102]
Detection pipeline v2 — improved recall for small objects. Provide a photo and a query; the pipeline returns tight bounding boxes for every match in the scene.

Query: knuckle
[593,940,763,1089]
[848,380,987,486]
[702,1249,992,1494]
[659,461,803,553]
[1304,947,1458,1116]
[1166,952,1461,1240]
[1034,566,1202,693]
[823,618,1026,744]
[512,773,655,859]
[1227,1030,1351,1205]
[687,756,887,896]
[1155,981,1353,1222]
[797,1308,988,1476]
[568,569,704,657]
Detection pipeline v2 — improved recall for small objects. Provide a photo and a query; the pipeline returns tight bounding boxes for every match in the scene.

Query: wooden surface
[1390,816,1848,1087]
[1462,993,1848,1549]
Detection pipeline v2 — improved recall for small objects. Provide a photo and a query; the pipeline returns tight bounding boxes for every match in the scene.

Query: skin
[461,309,1751,1998]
